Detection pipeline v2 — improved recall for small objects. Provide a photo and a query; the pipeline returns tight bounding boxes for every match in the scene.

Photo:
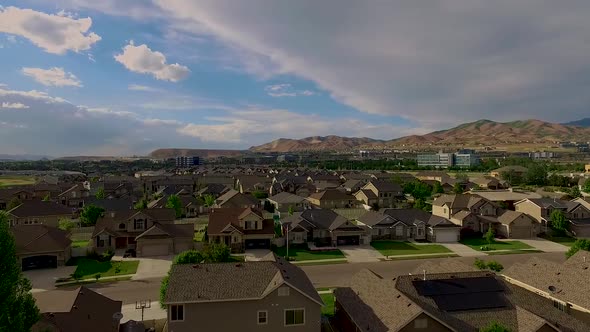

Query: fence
[70,226,94,241]
[71,246,90,257]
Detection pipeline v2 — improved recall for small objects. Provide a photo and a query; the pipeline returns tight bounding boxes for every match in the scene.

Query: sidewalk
[441,243,486,257]
[291,258,348,265]
[383,252,458,260]
[55,274,133,287]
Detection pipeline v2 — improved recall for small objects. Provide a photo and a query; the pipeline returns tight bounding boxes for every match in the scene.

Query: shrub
[486,261,504,272]
[474,258,487,270]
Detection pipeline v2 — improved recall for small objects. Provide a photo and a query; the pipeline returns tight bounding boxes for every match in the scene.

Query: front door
[115,237,127,249]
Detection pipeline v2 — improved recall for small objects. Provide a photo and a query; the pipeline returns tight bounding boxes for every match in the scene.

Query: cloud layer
[265,84,315,97]
[115,41,190,82]
[0,6,101,54]
[22,67,82,87]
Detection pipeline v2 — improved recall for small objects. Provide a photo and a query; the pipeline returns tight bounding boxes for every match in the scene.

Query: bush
[474,258,504,272]
[486,261,504,272]
[566,239,590,258]
[474,258,487,270]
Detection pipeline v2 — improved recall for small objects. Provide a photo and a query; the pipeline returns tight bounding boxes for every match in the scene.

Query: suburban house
[357,209,460,243]
[341,179,365,193]
[478,210,539,238]
[490,165,528,178]
[0,188,35,209]
[92,208,193,256]
[514,198,568,229]
[282,208,365,246]
[306,189,359,209]
[215,189,260,208]
[163,254,323,332]
[58,183,91,207]
[207,207,275,251]
[32,286,122,332]
[11,224,72,270]
[334,267,589,332]
[307,173,341,189]
[586,164,590,173]
[504,250,590,326]
[354,181,404,208]
[564,200,590,237]
[470,176,507,190]
[267,191,309,213]
[196,183,230,198]
[6,201,74,228]
[432,194,498,220]
[270,175,309,196]
[415,171,452,182]
[467,189,542,210]
[236,175,273,194]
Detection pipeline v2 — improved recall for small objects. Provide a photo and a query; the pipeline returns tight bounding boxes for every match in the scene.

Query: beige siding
[168,286,321,332]
[515,201,543,223]
[432,205,450,218]
[136,238,173,256]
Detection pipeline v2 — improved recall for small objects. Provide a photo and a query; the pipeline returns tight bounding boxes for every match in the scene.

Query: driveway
[244,249,272,262]
[24,266,76,293]
[339,245,385,263]
[132,256,173,280]
[515,238,569,252]
[440,243,485,257]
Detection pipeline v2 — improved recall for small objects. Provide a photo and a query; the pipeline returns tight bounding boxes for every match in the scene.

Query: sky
[1,1,590,156]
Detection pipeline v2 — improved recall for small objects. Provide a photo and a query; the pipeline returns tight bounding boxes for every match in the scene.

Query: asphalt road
[33,252,566,311]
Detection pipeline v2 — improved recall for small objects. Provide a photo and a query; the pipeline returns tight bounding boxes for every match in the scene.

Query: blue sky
[1,1,590,156]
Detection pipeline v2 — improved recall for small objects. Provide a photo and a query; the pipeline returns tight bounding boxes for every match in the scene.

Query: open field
[0,175,36,187]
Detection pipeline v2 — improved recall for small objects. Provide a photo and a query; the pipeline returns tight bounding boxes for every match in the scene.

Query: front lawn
[71,240,89,248]
[460,238,533,251]
[72,258,139,279]
[320,293,335,317]
[273,246,345,261]
[370,241,452,256]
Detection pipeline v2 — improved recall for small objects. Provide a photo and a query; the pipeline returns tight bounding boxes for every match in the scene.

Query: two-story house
[215,189,260,208]
[6,200,74,228]
[514,198,568,230]
[91,208,193,257]
[207,207,275,252]
[0,187,35,209]
[163,254,323,332]
[565,200,590,237]
[58,183,91,208]
[306,189,359,209]
[267,192,309,214]
[354,181,404,208]
[432,194,498,232]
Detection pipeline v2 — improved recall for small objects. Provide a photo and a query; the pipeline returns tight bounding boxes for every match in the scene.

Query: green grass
[486,249,543,255]
[459,238,533,251]
[386,254,459,261]
[320,293,335,317]
[316,287,335,292]
[71,240,89,248]
[539,235,577,247]
[273,246,345,261]
[294,259,348,266]
[0,175,36,187]
[73,258,139,279]
[370,241,452,256]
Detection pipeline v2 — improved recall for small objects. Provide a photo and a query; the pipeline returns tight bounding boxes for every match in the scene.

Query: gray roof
[12,224,72,254]
[283,208,361,231]
[165,256,323,305]
[366,180,402,193]
[8,201,73,217]
[267,191,306,204]
[526,198,568,209]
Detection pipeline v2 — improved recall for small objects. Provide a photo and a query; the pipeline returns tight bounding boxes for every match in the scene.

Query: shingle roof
[216,189,259,207]
[207,207,274,236]
[8,201,73,217]
[11,224,71,254]
[496,210,530,225]
[432,194,486,209]
[165,256,322,305]
[366,180,402,193]
[307,189,353,201]
[84,198,134,212]
[92,208,176,237]
[135,223,194,240]
[526,198,567,209]
[267,191,306,204]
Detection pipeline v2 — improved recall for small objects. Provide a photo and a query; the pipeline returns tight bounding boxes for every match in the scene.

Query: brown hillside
[249,135,383,153]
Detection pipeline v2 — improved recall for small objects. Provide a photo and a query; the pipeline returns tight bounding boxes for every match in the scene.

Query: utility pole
[135,300,151,321]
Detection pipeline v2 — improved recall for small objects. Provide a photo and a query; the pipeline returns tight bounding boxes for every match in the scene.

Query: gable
[128,211,151,221]
[136,225,171,239]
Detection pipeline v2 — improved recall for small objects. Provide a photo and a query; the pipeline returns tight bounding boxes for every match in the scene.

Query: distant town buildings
[528,151,557,159]
[175,156,200,168]
[586,164,590,173]
[417,149,480,168]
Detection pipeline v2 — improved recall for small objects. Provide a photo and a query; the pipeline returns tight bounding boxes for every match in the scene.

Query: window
[134,220,144,230]
[418,228,423,236]
[119,223,126,230]
[278,287,290,296]
[257,310,268,325]
[414,318,428,329]
[285,309,304,326]
[171,304,184,321]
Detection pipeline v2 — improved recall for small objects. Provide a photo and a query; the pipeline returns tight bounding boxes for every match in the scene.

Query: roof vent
[73,305,78,309]
[583,267,588,270]
[548,285,557,292]
[396,295,401,299]
[192,265,200,269]
[407,303,412,307]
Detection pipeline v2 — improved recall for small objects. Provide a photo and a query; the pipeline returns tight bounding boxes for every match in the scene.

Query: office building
[175,156,200,168]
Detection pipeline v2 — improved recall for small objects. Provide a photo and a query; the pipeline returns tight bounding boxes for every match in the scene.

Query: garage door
[245,239,271,249]
[22,255,57,271]
[434,229,458,243]
[141,244,170,256]
[337,235,360,246]
[510,226,533,239]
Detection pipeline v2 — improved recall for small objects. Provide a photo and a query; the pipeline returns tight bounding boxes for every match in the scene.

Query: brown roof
[8,201,73,217]
[216,189,259,207]
[35,286,122,332]
[11,224,71,254]
[92,208,176,237]
[135,223,194,240]
[208,207,274,236]
[165,255,322,305]
[308,189,354,201]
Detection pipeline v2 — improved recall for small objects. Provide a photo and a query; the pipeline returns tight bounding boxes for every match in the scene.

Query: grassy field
[73,258,139,279]
[460,238,533,251]
[273,246,345,261]
[370,241,452,256]
[0,175,36,187]
[71,240,89,248]
[320,293,335,317]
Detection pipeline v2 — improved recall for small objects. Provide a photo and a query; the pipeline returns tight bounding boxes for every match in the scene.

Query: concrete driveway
[339,245,385,263]
[132,256,173,280]
[24,266,76,293]
[440,243,485,257]
[511,238,569,252]
[245,249,272,261]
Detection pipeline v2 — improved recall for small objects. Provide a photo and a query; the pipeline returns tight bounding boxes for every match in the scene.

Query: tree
[413,198,429,212]
[455,173,469,183]
[550,210,569,235]
[566,239,590,258]
[403,181,432,200]
[432,182,444,195]
[159,275,170,309]
[484,227,495,244]
[203,194,216,207]
[95,187,105,199]
[453,183,464,194]
[42,194,51,202]
[80,204,105,226]
[525,164,548,186]
[584,179,590,194]
[500,170,523,187]
[569,186,582,199]
[252,191,268,199]
[0,212,39,330]
[203,243,231,263]
[486,260,504,272]
[134,198,148,210]
[480,321,511,332]
[166,194,183,218]
[6,197,22,211]
[173,250,204,264]
[58,218,76,231]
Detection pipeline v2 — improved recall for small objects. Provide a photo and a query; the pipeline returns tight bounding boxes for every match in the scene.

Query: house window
[119,223,126,230]
[257,310,268,325]
[414,318,428,329]
[278,287,290,296]
[285,309,305,326]
[134,220,144,230]
[418,228,423,236]
[170,304,184,321]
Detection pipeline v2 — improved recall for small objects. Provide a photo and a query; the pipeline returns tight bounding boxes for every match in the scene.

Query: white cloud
[0,6,101,54]
[264,84,316,97]
[128,84,161,92]
[22,67,82,87]
[114,41,190,82]
[1,102,29,109]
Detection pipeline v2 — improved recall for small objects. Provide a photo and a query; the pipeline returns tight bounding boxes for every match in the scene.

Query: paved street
[33,251,566,316]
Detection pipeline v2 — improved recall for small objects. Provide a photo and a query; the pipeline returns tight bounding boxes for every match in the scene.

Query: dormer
[239,208,263,230]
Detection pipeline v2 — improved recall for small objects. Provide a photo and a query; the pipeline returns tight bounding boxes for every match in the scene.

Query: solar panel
[432,293,508,311]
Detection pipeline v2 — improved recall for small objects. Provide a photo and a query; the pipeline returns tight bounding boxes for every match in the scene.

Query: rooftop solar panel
[432,292,508,311]
[413,276,503,296]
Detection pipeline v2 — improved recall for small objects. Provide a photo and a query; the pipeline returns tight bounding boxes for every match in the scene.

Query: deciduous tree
[484,227,495,245]
[166,194,183,218]
[550,210,569,235]
[80,204,105,226]
[95,187,105,199]
[58,218,76,231]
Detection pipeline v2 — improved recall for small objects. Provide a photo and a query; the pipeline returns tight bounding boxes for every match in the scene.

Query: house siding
[167,286,321,332]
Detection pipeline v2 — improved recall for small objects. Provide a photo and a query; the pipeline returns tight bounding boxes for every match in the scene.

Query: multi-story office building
[417,150,480,168]
[175,156,200,168]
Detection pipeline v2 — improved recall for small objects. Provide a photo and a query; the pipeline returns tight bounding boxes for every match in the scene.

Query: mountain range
[248,119,590,152]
